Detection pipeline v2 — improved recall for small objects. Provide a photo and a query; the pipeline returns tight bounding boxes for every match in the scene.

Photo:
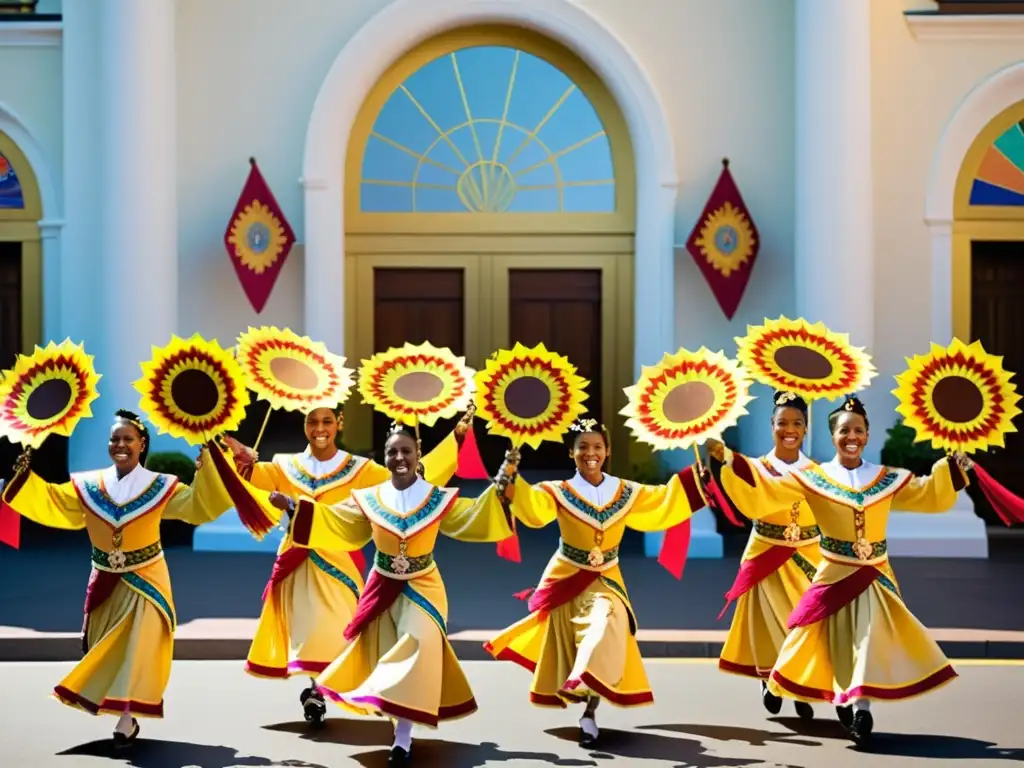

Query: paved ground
[2,531,1023,660]
[3,660,1023,767]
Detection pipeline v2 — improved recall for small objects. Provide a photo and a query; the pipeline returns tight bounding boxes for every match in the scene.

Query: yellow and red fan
[134,333,248,445]
[0,339,102,549]
[893,338,1024,526]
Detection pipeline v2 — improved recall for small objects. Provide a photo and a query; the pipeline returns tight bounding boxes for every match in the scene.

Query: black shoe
[760,680,782,715]
[112,718,139,749]
[836,704,853,728]
[850,711,873,748]
[579,717,599,747]
[300,686,326,728]
[794,700,814,720]
[388,746,412,766]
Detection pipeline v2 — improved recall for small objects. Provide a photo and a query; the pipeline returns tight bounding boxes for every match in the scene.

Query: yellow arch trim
[345,25,636,234]
[0,130,43,355]
[954,99,1024,222]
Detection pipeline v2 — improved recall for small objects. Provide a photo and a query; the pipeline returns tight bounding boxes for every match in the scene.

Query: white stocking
[393,718,414,751]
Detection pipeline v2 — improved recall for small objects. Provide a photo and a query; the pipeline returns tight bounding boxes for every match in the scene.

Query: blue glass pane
[0,152,25,210]
[361,46,616,213]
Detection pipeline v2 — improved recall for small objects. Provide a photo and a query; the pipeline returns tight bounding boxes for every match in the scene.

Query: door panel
[0,241,21,370]
[970,240,1024,515]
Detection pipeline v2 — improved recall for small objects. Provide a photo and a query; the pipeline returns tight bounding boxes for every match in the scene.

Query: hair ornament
[843,399,855,412]
[115,411,147,434]
[775,391,797,406]
[570,417,600,433]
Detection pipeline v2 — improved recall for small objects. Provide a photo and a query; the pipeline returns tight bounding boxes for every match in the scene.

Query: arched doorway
[341,26,636,473]
[951,100,1024,503]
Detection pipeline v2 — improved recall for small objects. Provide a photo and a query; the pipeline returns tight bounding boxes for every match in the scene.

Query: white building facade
[1,0,1023,557]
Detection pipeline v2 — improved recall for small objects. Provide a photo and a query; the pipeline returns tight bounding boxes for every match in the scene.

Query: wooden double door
[344,252,633,473]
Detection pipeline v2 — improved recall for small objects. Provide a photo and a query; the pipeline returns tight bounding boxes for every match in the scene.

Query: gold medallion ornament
[694,202,757,277]
[620,347,754,451]
[735,316,876,401]
[227,202,289,275]
[134,334,248,445]
[892,338,1021,454]
[0,340,102,449]
[474,342,589,450]
[358,341,474,428]
[236,326,354,412]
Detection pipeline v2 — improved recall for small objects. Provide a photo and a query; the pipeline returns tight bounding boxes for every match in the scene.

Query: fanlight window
[360,45,615,213]
[0,151,24,210]
[969,119,1024,207]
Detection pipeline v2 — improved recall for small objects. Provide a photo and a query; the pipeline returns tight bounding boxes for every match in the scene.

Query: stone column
[98,0,179,447]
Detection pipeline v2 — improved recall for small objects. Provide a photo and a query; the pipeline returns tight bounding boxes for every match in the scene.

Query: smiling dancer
[270,422,512,766]
[709,391,820,720]
[709,396,970,747]
[485,418,707,747]
[219,406,472,727]
[0,410,243,747]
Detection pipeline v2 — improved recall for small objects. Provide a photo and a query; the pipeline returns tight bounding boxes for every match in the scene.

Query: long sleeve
[354,460,391,489]
[625,466,707,532]
[0,470,85,530]
[162,454,240,524]
[245,460,281,492]
[718,452,806,520]
[892,456,968,514]
[439,485,514,543]
[420,430,460,486]
[507,475,559,529]
[290,498,373,552]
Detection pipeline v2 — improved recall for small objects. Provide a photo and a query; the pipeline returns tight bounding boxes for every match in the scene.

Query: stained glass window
[969,120,1024,207]
[0,151,24,210]
[360,46,615,213]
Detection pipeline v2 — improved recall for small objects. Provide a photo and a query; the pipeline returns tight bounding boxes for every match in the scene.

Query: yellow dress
[716,451,824,679]
[0,450,240,718]
[239,434,460,679]
[718,453,969,705]
[287,476,512,727]
[486,468,706,708]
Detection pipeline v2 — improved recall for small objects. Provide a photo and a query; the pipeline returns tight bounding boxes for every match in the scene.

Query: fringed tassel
[972,461,1024,526]
[454,424,489,480]
[496,533,521,563]
[657,518,692,579]
[206,441,276,538]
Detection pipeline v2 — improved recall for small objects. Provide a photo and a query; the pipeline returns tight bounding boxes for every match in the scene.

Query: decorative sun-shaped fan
[237,326,354,412]
[893,338,1021,454]
[474,342,589,450]
[0,340,101,449]
[734,316,876,401]
[621,347,754,451]
[134,334,248,445]
[358,342,474,428]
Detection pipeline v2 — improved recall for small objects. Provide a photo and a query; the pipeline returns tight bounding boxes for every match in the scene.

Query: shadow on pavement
[853,733,1024,760]
[545,727,788,767]
[56,738,329,768]
[263,718,394,746]
[640,722,826,748]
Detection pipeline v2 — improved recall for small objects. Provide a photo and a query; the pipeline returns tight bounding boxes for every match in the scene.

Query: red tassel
[513,587,535,601]
[350,548,367,573]
[0,501,20,549]
[206,441,276,537]
[496,534,521,563]
[972,461,1024,526]
[703,472,745,528]
[455,424,489,480]
[658,518,692,579]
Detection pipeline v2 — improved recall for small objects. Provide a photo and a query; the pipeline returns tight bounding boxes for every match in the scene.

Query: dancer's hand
[269,492,296,518]
[221,435,257,464]
[705,439,726,463]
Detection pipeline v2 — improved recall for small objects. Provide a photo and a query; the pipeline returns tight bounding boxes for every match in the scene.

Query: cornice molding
[905,13,1024,41]
[0,20,61,47]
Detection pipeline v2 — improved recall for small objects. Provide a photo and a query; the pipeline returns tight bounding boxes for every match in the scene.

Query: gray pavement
[2,660,1022,767]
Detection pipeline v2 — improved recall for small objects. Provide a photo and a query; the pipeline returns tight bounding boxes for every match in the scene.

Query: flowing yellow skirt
[246,549,362,679]
[487,559,654,708]
[315,569,476,728]
[767,558,957,705]
[54,566,175,719]
[719,539,821,678]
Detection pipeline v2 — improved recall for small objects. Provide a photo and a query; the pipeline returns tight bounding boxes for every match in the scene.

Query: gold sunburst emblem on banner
[735,316,876,400]
[358,342,474,427]
[694,202,756,277]
[134,334,248,445]
[474,342,589,449]
[893,338,1021,454]
[621,347,754,451]
[227,202,288,274]
[0,340,101,448]
[237,326,354,412]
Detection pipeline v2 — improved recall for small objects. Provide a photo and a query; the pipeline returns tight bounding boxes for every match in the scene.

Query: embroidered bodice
[351,477,459,558]
[273,449,372,498]
[73,466,180,553]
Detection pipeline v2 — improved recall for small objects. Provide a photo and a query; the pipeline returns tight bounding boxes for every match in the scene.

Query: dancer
[485,418,708,747]
[219,406,472,726]
[709,396,969,746]
[709,391,819,720]
[0,410,244,747]
[273,421,512,766]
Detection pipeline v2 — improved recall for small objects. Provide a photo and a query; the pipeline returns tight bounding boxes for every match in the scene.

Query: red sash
[717,544,797,620]
[526,570,598,615]
[343,569,404,641]
[82,569,121,651]
[787,566,881,629]
[261,547,310,601]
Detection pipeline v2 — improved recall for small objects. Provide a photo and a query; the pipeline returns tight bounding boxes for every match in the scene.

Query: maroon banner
[223,157,296,313]
[684,158,760,319]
